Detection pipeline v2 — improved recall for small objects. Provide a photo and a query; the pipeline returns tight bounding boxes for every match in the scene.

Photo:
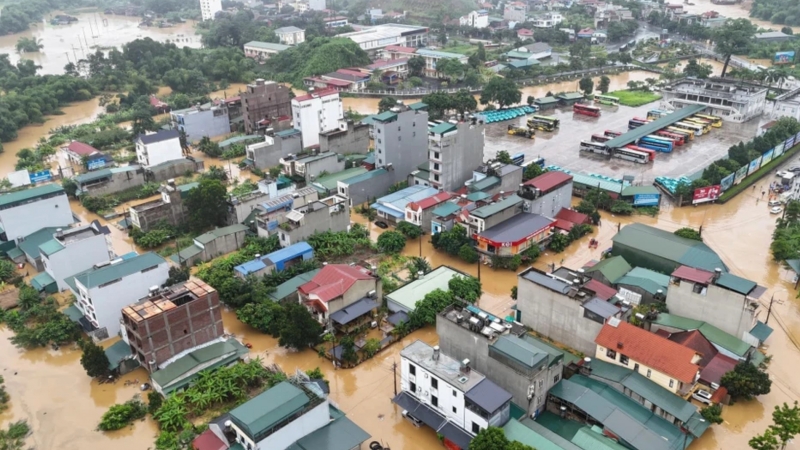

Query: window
[431,395,438,407]
[378,128,381,134]
[434,152,440,159]
[378,139,382,144]
[553,374,560,383]
[431,378,438,390]
[669,379,674,388]
[434,163,440,170]
[646,369,652,378]
[398,126,401,131]
[606,349,617,359]
[452,406,457,414]
[409,364,416,376]
[413,132,416,137]
[472,422,480,434]
[620,355,629,365]
[634,363,639,372]
[452,389,457,397]
[410,381,417,393]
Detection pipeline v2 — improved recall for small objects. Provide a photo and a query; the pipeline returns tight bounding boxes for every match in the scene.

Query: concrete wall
[241,80,292,135]
[228,190,270,225]
[173,107,231,143]
[374,109,429,180]
[43,234,111,291]
[326,278,377,315]
[299,154,345,181]
[280,203,350,247]
[147,159,204,183]
[666,279,755,339]
[497,167,523,196]
[522,182,573,218]
[247,134,303,170]
[319,122,370,155]
[340,170,396,207]
[79,169,146,197]
[0,192,73,241]
[137,137,183,167]
[199,230,247,259]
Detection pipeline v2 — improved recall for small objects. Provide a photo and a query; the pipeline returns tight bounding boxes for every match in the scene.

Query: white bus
[614,147,649,164]
[674,121,704,136]
[580,141,610,155]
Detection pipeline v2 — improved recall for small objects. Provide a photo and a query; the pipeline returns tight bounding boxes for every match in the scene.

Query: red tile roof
[293,88,339,103]
[66,141,100,156]
[671,266,714,284]
[555,208,590,225]
[337,68,369,77]
[668,330,718,367]
[553,218,574,231]
[523,171,572,192]
[299,264,373,303]
[699,353,738,385]
[517,29,534,36]
[585,279,617,301]
[407,192,454,211]
[595,320,701,384]
[192,429,227,450]
[307,76,352,87]
[149,95,167,107]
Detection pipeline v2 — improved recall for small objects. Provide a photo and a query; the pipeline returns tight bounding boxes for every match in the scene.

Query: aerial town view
[4,0,800,449]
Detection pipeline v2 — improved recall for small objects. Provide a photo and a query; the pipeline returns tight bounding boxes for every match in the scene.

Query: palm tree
[763,68,780,98]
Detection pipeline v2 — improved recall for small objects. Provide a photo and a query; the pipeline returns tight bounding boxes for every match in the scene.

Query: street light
[766,288,787,325]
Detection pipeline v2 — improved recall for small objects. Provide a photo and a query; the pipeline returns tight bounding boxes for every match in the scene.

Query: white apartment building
[459,10,489,28]
[39,223,114,291]
[309,0,326,11]
[336,24,428,54]
[199,0,222,21]
[0,183,72,242]
[394,340,512,450]
[135,129,183,168]
[67,252,169,338]
[275,26,306,45]
[291,89,343,148]
[531,13,564,28]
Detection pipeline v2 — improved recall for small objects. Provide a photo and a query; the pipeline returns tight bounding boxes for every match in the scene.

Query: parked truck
[508,125,535,139]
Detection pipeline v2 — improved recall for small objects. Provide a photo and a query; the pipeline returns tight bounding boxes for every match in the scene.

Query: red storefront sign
[692,185,721,204]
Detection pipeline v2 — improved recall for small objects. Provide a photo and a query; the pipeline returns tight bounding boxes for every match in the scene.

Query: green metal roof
[614,267,669,295]
[268,269,321,301]
[72,252,166,289]
[230,381,310,439]
[6,247,23,259]
[521,334,565,367]
[287,414,370,450]
[571,426,628,450]
[491,335,548,369]
[557,92,584,100]
[604,104,707,149]
[620,185,660,196]
[431,202,461,218]
[38,239,65,257]
[429,122,457,135]
[506,50,535,59]
[650,313,703,330]
[151,339,249,394]
[178,182,199,199]
[314,168,368,193]
[372,111,397,122]
[535,96,559,104]
[612,223,727,273]
[195,224,249,244]
[469,176,500,192]
[504,418,574,450]
[467,191,490,201]
[569,172,625,194]
[584,255,631,284]
[74,169,113,184]
[750,321,773,342]
[340,168,388,185]
[386,266,464,312]
[62,304,84,322]
[169,245,203,264]
[30,271,56,291]
[104,340,134,371]
[18,227,63,259]
[716,273,756,295]
[0,184,64,208]
[652,313,751,357]
[786,259,800,274]
[409,102,428,111]
[470,194,521,218]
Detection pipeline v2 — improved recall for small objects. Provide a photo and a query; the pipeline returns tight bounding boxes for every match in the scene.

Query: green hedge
[718,143,800,203]
[605,90,662,107]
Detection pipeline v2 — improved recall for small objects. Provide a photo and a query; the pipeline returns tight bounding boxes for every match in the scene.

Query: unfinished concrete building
[241,79,292,134]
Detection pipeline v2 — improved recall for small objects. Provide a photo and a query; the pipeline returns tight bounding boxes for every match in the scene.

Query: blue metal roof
[371,203,404,218]
[235,259,268,276]
[265,242,313,264]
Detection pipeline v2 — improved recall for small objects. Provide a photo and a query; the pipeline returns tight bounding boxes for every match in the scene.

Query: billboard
[775,143,785,158]
[720,173,735,192]
[762,148,775,165]
[734,165,749,185]
[693,185,722,204]
[633,193,660,206]
[775,51,796,65]
[747,156,762,176]
[796,131,800,142]
[786,136,797,150]
[29,170,52,184]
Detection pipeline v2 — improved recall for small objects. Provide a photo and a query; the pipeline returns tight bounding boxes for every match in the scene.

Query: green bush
[458,244,479,264]
[98,398,148,431]
[610,200,634,215]
[549,233,570,253]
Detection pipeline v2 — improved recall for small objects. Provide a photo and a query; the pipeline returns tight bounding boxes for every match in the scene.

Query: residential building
[386,265,469,313]
[755,31,795,43]
[170,224,249,267]
[291,89,343,148]
[584,255,632,286]
[122,278,224,372]
[517,170,573,218]
[475,213,554,259]
[38,222,114,292]
[372,104,430,179]
[611,223,728,273]
[74,166,145,197]
[66,252,170,338]
[460,10,489,28]
[243,41,291,61]
[464,194,522,236]
[336,24,428,55]
[504,1,528,21]
[660,77,767,122]
[61,141,112,169]
[170,104,230,144]
[594,318,701,395]
[371,185,439,224]
[150,338,249,395]
[614,267,670,305]
[393,340,513,450]
[437,304,564,418]
[278,195,349,248]
[210,380,370,450]
[319,121,370,155]
[281,151,344,182]
[337,168,395,207]
[253,188,319,238]
[666,265,764,341]
[199,0,222,20]
[366,58,410,83]
[311,167,368,197]
[234,242,314,278]
[530,12,563,28]
[298,264,378,329]
[467,163,522,197]
[516,267,624,354]
[241,79,293,135]
[772,87,800,121]
[0,184,72,242]
[275,26,305,45]
[552,208,590,234]
[11,227,66,272]
[517,28,534,40]
[368,8,383,21]
[135,130,183,168]
[428,119,485,191]
[245,129,303,170]
[416,49,470,78]
[594,4,633,27]
[405,191,453,232]
[267,269,321,303]
[430,201,464,235]
[129,181,196,232]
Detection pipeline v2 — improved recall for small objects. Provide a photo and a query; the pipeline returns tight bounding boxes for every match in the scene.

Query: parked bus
[638,136,673,153]
[656,130,685,146]
[604,130,623,137]
[580,141,610,155]
[527,118,557,132]
[628,119,648,130]
[595,95,620,106]
[694,114,723,127]
[624,145,656,161]
[531,115,560,128]
[614,147,649,164]
[647,110,668,120]
[511,152,525,166]
[574,104,601,117]
[667,126,694,140]
[686,118,712,133]
[674,121,704,136]
[591,134,612,143]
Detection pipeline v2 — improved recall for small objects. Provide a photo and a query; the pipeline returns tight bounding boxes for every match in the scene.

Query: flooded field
[0,12,200,75]
[680,0,794,33]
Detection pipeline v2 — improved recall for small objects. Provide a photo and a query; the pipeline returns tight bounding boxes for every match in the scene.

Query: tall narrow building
[241,79,292,134]
[199,0,222,21]
[428,118,485,192]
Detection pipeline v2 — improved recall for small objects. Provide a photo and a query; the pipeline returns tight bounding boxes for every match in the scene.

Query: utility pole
[392,361,397,396]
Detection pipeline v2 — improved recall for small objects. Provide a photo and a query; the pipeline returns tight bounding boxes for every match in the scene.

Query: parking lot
[483,102,763,183]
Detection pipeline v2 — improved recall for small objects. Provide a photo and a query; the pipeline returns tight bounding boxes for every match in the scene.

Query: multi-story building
[504,1,528,21]
[278,195,349,248]
[336,168,396,207]
[595,318,701,395]
[129,181,196,232]
[245,129,303,170]
[660,77,767,122]
[199,0,222,21]
[298,264,378,329]
[291,89,343,148]
[61,140,112,169]
[336,24,428,55]
[281,151,345,182]
[437,304,564,418]
[39,222,114,291]
[274,26,305,45]
[394,340,513,450]
[459,10,489,28]
[170,103,230,143]
[428,119,484,192]
[530,12,563,28]
[135,130,183,168]
[372,104,430,178]
[371,185,439,224]
[241,79,293,135]
[405,191,453,232]
[0,184,72,242]
[517,170,573,218]
[463,194,522,237]
[66,252,170,339]
[319,121,370,154]
[475,213,554,259]
[322,16,349,28]
[308,0,325,10]
[416,49,469,78]
[122,278,224,372]
[243,41,291,61]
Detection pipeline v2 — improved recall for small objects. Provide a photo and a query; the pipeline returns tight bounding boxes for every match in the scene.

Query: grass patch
[442,43,475,55]
[606,90,662,107]
[719,143,800,203]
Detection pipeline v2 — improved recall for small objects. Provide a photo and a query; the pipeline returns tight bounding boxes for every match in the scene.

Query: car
[789,167,800,173]
[769,200,782,207]
[402,410,422,427]
[771,206,784,214]
[776,170,791,178]
[374,220,389,229]
[692,389,713,405]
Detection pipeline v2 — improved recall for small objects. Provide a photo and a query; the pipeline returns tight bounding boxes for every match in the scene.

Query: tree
[278,302,323,350]
[721,361,772,402]
[496,151,513,164]
[683,58,713,78]
[184,179,228,232]
[469,426,509,450]
[476,43,487,62]
[750,402,800,450]
[408,56,425,77]
[526,95,535,105]
[339,335,358,364]
[579,77,594,95]
[480,77,522,108]
[674,227,702,241]
[523,163,544,181]
[618,52,632,64]
[378,96,398,113]
[397,221,423,239]
[750,430,781,450]
[701,403,723,424]
[79,339,110,378]
[458,244,479,263]
[549,233,571,253]
[449,275,482,303]
[377,230,406,254]
[714,19,757,77]
[781,27,793,35]
[598,75,611,94]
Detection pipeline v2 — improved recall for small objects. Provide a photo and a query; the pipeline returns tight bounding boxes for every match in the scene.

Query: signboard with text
[29,170,52,184]
[633,193,660,206]
[747,156,762,176]
[720,173,735,192]
[692,185,721,204]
